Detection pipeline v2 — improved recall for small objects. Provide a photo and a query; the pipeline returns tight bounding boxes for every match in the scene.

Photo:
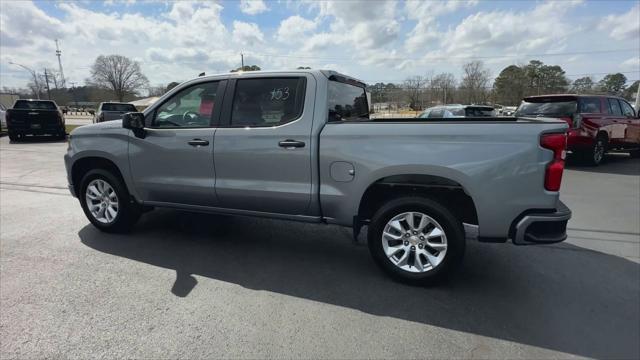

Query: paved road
[1,136,638,359]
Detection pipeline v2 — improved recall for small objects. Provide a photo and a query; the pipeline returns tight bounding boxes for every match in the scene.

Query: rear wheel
[8,132,19,142]
[79,169,141,233]
[368,197,465,285]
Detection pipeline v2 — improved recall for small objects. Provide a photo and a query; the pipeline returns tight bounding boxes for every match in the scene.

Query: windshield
[13,100,56,110]
[102,103,137,112]
[516,100,577,117]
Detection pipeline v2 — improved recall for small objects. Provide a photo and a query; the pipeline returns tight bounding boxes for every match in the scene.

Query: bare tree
[27,74,47,99]
[89,55,149,101]
[460,61,491,104]
[148,85,168,97]
[430,73,456,105]
[403,76,426,110]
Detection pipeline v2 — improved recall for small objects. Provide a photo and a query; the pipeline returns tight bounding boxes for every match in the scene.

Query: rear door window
[607,98,623,116]
[516,99,577,117]
[578,97,601,113]
[231,77,306,127]
[619,100,635,117]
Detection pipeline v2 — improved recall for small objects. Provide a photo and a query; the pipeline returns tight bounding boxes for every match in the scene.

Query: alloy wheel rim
[85,179,119,224]
[381,212,448,273]
[594,141,604,163]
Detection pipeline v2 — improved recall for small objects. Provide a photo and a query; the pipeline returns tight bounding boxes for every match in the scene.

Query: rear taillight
[541,133,567,192]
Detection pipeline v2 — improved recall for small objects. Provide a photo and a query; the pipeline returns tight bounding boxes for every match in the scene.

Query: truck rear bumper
[512,201,571,245]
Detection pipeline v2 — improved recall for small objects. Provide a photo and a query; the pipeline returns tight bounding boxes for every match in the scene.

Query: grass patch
[65,124,82,134]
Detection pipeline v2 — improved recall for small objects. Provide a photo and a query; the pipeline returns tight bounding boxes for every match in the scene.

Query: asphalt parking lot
[1,135,639,359]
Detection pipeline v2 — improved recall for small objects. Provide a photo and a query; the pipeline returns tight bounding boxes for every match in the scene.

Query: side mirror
[122,112,146,138]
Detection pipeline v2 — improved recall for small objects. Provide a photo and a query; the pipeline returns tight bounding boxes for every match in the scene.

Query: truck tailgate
[7,109,61,130]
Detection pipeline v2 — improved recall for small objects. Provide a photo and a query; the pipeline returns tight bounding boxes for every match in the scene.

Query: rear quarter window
[328,81,369,122]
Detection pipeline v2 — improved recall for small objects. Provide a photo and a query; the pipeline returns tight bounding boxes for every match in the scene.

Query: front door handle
[278,139,305,148]
[188,139,209,146]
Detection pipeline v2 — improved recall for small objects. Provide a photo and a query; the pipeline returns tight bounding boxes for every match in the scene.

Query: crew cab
[516,94,640,165]
[94,102,138,123]
[65,70,571,284]
[6,99,66,141]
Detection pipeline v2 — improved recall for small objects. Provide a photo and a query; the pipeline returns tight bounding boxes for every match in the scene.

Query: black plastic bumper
[512,201,572,245]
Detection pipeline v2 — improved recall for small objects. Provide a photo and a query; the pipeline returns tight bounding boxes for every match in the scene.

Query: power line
[245,48,639,62]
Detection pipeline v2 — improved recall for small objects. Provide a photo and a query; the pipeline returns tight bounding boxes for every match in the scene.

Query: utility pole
[55,39,66,88]
[635,82,640,111]
[241,52,244,69]
[70,81,78,108]
[44,68,52,100]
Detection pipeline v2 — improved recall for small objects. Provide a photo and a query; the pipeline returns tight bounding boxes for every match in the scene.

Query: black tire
[630,149,640,158]
[8,132,19,142]
[79,169,141,233]
[585,136,607,166]
[368,196,465,285]
[57,129,66,140]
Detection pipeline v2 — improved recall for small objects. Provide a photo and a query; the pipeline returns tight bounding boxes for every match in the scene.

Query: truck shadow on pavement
[79,210,640,359]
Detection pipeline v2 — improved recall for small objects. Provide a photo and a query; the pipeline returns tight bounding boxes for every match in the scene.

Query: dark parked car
[5,99,65,141]
[418,105,496,119]
[516,95,640,165]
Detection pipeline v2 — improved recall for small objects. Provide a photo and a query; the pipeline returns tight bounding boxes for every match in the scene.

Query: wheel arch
[354,173,479,239]
[71,156,133,200]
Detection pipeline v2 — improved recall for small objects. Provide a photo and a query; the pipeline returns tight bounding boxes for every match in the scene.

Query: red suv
[516,95,640,165]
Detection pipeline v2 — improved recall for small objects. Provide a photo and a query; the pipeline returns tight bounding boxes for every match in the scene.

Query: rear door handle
[278,139,305,148]
[188,139,209,146]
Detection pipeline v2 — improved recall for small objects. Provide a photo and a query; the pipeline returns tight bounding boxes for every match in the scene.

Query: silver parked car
[65,70,571,284]
[94,102,138,123]
[418,104,496,118]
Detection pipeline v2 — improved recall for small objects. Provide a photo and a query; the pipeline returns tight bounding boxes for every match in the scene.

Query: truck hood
[70,119,123,135]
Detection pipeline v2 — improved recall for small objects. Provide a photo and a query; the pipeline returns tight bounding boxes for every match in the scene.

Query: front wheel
[79,169,141,233]
[586,136,607,166]
[368,197,465,285]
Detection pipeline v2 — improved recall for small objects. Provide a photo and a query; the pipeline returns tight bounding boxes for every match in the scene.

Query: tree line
[4,54,637,109]
[370,60,639,110]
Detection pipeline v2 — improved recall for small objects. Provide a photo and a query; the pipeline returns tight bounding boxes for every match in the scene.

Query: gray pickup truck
[64,70,571,284]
